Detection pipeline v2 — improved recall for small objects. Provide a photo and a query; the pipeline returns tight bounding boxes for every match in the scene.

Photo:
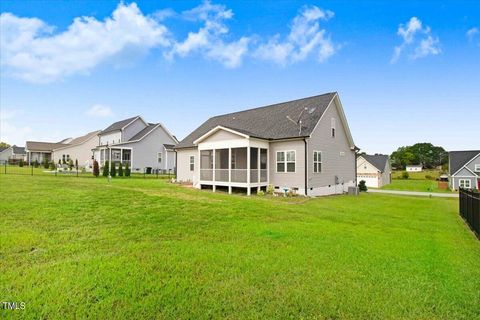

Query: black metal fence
[459,188,480,239]
[0,161,175,179]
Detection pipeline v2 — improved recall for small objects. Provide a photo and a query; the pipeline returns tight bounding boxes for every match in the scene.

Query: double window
[276,151,295,173]
[313,151,322,173]
[189,156,195,171]
[459,179,471,189]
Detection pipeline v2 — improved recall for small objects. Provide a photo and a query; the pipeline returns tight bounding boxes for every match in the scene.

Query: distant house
[92,116,178,172]
[449,150,480,190]
[25,141,68,164]
[52,130,101,167]
[175,92,358,196]
[406,165,423,172]
[356,154,391,188]
[0,145,26,163]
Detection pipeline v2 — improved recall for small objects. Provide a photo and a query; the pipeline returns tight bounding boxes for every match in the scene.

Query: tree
[43,157,49,169]
[110,162,116,177]
[49,161,56,170]
[19,159,24,167]
[93,160,99,177]
[58,159,61,165]
[125,162,131,177]
[391,143,447,169]
[0,142,10,149]
[358,180,367,192]
[75,159,78,169]
[33,160,39,168]
[118,162,124,177]
[102,161,109,177]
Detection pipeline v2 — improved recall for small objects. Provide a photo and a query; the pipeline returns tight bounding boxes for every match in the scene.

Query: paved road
[367,189,459,198]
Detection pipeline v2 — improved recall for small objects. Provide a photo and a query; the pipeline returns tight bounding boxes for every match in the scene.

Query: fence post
[4,161,6,174]
[76,166,79,177]
[31,164,33,176]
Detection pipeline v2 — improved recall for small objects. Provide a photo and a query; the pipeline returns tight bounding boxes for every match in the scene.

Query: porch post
[247,147,251,196]
[120,149,123,166]
[228,148,232,194]
[212,149,216,192]
[257,148,260,183]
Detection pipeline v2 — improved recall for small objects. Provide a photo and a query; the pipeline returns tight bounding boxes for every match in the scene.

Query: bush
[118,162,124,177]
[125,162,131,177]
[75,159,78,169]
[257,189,265,196]
[266,184,275,195]
[93,160,99,177]
[68,159,74,171]
[401,171,409,179]
[19,159,24,167]
[102,161,109,177]
[33,160,39,168]
[62,158,66,165]
[286,189,297,197]
[110,163,116,177]
[49,161,56,170]
[425,174,434,180]
[43,158,49,169]
[58,159,61,165]
[358,180,368,192]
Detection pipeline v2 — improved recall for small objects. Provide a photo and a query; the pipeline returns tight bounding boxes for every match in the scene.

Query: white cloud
[467,27,479,45]
[0,109,33,145]
[254,5,336,65]
[0,3,170,83]
[167,0,250,68]
[391,17,441,63]
[85,104,113,118]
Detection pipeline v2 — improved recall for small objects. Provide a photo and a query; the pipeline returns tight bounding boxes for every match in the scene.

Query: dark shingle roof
[0,146,7,153]
[100,116,139,135]
[128,124,158,141]
[163,144,175,150]
[67,130,101,146]
[449,150,480,175]
[12,145,26,154]
[175,92,337,149]
[360,154,389,172]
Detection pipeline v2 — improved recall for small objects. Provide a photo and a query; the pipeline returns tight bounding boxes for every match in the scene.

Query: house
[25,141,69,164]
[449,150,480,190]
[356,154,391,188]
[0,145,27,164]
[92,116,178,172]
[406,165,423,172]
[174,92,358,196]
[52,130,101,167]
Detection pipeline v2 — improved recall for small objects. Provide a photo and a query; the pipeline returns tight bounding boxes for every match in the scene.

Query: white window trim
[475,164,480,172]
[276,150,296,173]
[189,155,195,171]
[313,150,322,173]
[157,152,162,164]
[459,179,471,189]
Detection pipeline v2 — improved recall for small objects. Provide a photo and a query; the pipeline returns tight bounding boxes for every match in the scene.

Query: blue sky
[1,0,479,154]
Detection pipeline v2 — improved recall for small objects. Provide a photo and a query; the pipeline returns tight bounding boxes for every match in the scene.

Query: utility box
[348,186,359,196]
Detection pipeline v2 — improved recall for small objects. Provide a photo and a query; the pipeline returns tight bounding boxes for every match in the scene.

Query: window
[190,156,194,171]
[331,118,336,137]
[475,164,480,172]
[157,152,162,164]
[459,179,471,189]
[276,151,295,173]
[313,151,322,173]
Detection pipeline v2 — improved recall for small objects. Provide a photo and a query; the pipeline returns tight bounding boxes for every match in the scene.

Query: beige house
[356,154,391,188]
[52,130,101,167]
[175,92,358,196]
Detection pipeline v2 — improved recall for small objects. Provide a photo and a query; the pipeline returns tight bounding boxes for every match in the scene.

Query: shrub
[125,162,131,177]
[93,160,99,177]
[49,161,55,170]
[19,159,24,167]
[62,158,66,165]
[266,184,275,195]
[110,163,116,177]
[33,160,39,168]
[286,189,297,197]
[102,161,109,177]
[58,159,61,165]
[358,180,368,192]
[425,174,435,180]
[118,162,124,177]
[257,189,265,196]
[68,159,74,171]
[75,159,78,169]
[401,171,409,179]
[43,158,49,169]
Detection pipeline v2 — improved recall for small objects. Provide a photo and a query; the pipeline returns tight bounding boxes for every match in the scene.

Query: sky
[0,0,479,154]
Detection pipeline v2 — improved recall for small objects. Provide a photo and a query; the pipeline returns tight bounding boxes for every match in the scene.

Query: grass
[383,170,454,193]
[1,174,479,319]
[392,169,443,180]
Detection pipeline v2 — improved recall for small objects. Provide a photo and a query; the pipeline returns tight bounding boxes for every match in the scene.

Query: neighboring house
[406,165,423,172]
[0,145,26,163]
[356,154,391,188]
[175,92,358,196]
[449,150,480,190]
[52,130,101,167]
[25,141,69,164]
[92,116,178,172]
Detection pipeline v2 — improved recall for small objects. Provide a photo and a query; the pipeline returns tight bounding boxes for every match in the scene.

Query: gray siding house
[356,154,391,188]
[93,116,178,173]
[175,92,358,196]
[0,145,26,163]
[449,150,480,190]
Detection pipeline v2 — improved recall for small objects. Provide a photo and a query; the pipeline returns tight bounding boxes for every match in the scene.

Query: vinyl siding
[0,148,13,162]
[465,153,480,175]
[52,135,98,166]
[307,99,355,189]
[176,148,198,183]
[123,118,147,142]
[452,177,477,190]
[99,131,121,145]
[269,139,305,190]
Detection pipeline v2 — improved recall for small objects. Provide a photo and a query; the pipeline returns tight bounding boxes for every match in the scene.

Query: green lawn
[1,174,479,319]
[392,169,443,180]
[382,179,453,193]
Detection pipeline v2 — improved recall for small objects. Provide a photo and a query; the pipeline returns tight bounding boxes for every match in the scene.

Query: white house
[357,154,391,188]
[406,165,423,172]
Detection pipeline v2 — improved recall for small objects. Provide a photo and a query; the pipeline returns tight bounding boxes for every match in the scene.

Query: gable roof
[175,92,350,149]
[100,116,140,135]
[0,146,7,153]
[52,130,101,151]
[359,154,389,172]
[449,150,480,176]
[128,123,159,141]
[26,141,67,152]
[12,145,26,154]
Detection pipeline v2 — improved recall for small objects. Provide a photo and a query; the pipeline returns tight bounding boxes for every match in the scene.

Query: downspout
[174,150,178,178]
[304,138,308,196]
[354,147,360,186]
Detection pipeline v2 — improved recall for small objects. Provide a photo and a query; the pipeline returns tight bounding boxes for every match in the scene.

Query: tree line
[390,143,448,170]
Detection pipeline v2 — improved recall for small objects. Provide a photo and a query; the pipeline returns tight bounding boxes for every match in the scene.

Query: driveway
[367,189,459,198]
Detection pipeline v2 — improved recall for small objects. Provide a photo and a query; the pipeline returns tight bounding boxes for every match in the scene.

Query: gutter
[304,138,308,196]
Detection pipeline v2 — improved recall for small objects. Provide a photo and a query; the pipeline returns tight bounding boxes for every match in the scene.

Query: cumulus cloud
[85,104,113,117]
[391,17,441,63]
[0,3,170,83]
[254,5,336,65]
[167,0,250,68]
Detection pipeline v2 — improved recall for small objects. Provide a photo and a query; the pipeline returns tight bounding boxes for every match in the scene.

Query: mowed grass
[385,170,453,193]
[1,175,479,319]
